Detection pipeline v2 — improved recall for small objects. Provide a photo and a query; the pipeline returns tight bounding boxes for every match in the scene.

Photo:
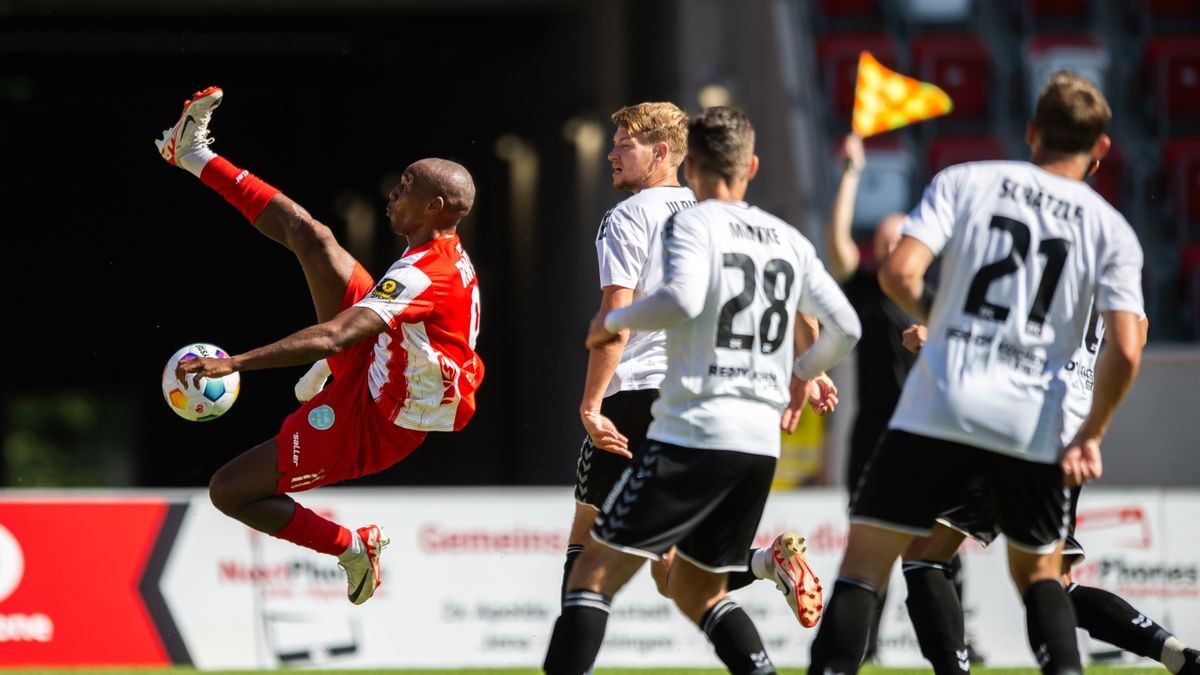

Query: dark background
[0,1,687,488]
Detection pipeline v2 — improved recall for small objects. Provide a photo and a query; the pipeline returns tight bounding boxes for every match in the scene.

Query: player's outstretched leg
[1068,583,1198,674]
[727,532,824,629]
[155,85,357,323]
[208,439,390,605]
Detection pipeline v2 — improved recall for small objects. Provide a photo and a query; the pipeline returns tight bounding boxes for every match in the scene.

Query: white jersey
[595,185,696,397]
[639,201,855,457]
[891,161,1144,463]
[1059,306,1146,445]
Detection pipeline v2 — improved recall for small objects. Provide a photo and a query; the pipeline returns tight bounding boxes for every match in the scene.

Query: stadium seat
[911,33,994,123]
[1161,137,1200,238]
[817,33,901,119]
[1132,0,1200,31]
[814,0,881,19]
[1023,34,1110,114]
[925,135,1008,176]
[1088,141,1126,209]
[1020,0,1094,30]
[1141,37,1200,133]
[901,0,975,26]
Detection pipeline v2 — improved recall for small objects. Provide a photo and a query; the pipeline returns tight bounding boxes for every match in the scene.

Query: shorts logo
[370,278,405,301]
[0,524,24,603]
[308,405,335,430]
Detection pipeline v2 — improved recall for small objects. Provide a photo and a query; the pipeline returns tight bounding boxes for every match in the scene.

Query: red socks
[199,156,281,225]
[274,503,352,556]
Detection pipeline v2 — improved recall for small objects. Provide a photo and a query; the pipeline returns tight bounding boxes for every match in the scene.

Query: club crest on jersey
[308,405,335,430]
[371,278,405,301]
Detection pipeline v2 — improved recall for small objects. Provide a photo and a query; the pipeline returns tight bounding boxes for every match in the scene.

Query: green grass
[0,662,1171,667]
[0,669,1171,674]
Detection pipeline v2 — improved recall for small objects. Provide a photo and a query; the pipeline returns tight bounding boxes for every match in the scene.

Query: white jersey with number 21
[890,161,1143,463]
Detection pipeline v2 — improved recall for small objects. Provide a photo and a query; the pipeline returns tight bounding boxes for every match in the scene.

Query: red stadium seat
[1024,34,1109,113]
[814,0,882,20]
[1088,142,1125,209]
[1161,137,1200,234]
[1142,37,1200,131]
[1022,0,1093,26]
[1138,0,1200,21]
[911,33,994,122]
[817,33,901,118]
[926,135,1008,176]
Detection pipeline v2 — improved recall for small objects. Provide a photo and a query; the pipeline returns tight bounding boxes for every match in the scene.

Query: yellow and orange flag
[852,51,953,137]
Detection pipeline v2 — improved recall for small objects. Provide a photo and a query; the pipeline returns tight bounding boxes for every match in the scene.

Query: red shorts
[273,263,427,494]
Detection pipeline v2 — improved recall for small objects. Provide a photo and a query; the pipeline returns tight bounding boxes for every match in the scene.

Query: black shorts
[937,481,1086,561]
[573,389,658,508]
[592,441,776,572]
[936,475,1001,546]
[850,430,1072,552]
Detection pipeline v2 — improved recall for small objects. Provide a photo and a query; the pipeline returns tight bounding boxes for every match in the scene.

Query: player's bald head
[407,158,476,218]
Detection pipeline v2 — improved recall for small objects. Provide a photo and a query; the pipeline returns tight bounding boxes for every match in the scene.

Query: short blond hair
[611,102,689,165]
[1033,71,1111,154]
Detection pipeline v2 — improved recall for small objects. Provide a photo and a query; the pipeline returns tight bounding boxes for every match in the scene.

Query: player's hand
[580,408,631,458]
[902,324,927,354]
[807,373,839,415]
[176,355,237,389]
[1061,436,1103,488]
[782,376,810,433]
[585,310,619,350]
[843,134,865,172]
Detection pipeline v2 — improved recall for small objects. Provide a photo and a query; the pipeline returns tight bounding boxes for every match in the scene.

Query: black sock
[949,553,965,599]
[1024,579,1082,675]
[727,547,759,591]
[903,560,969,675]
[808,577,879,674]
[701,598,776,674]
[1068,583,1171,659]
[543,590,610,675]
[865,587,886,659]
[560,544,584,603]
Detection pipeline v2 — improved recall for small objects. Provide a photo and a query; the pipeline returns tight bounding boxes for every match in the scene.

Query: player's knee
[208,466,240,515]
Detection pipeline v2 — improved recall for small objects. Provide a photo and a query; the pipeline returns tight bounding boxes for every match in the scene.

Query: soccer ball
[161,342,240,421]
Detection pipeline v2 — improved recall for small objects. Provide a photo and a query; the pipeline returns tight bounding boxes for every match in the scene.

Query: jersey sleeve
[901,166,964,255]
[354,262,434,327]
[604,210,710,331]
[1095,222,1145,315]
[595,204,649,289]
[793,236,862,379]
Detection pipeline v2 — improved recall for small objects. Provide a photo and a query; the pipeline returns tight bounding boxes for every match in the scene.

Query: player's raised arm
[825,134,866,283]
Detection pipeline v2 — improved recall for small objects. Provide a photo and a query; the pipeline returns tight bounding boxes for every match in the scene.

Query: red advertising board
[0,500,173,665]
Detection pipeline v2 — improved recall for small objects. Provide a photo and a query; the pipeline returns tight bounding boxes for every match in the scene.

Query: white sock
[177,147,217,179]
[337,531,364,562]
[750,547,774,579]
[1163,636,1185,673]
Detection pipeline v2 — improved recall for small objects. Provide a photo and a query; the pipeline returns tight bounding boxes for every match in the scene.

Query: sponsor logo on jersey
[370,278,404,301]
[307,405,335,431]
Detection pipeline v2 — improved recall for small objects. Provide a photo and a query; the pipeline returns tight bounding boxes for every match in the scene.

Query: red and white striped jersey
[355,234,483,432]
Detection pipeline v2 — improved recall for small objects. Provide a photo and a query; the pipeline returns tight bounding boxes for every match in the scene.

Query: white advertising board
[157,487,1200,669]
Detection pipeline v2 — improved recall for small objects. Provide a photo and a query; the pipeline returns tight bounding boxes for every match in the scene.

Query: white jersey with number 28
[646,201,854,458]
[890,161,1143,463]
